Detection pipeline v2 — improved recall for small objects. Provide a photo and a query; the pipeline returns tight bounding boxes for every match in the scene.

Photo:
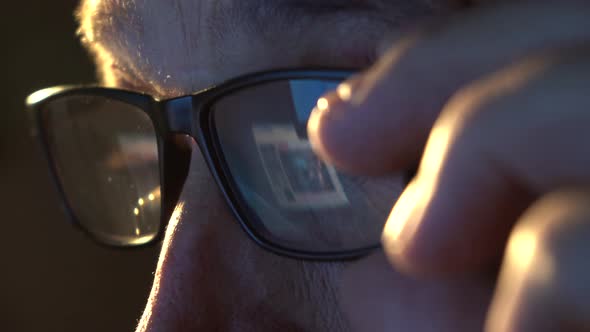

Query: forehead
[79,0,341,96]
[79,0,248,94]
[77,0,442,96]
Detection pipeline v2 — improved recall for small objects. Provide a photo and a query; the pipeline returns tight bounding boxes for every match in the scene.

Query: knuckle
[511,190,590,264]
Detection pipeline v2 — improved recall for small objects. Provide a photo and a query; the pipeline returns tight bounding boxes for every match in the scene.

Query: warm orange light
[78,0,100,44]
[419,122,455,184]
[382,122,456,256]
[26,87,66,105]
[77,0,119,87]
[509,230,537,268]
[317,97,329,112]
[126,235,156,246]
[337,83,352,102]
[508,228,554,282]
[382,180,426,258]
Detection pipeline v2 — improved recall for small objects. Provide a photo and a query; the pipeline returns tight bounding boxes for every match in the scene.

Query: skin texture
[77,1,483,331]
[76,0,590,331]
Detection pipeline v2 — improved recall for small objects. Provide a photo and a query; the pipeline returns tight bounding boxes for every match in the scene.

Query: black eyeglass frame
[27,68,401,261]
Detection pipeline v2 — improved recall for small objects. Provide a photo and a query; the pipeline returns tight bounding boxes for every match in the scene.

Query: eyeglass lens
[42,96,161,246]
[212,79,406,253]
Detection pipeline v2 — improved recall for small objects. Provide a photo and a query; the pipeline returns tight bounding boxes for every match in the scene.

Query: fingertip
[381,178,441,277]
[381,180,418,266]
[307,88,370,174]
[381,171,505,277]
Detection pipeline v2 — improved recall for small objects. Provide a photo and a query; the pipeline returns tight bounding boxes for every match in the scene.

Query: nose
[135,136,355,332]
[134,138,265,331]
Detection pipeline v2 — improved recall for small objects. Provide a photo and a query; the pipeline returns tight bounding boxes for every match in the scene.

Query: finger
[486,190,590,332]
[381,49,590,275]
[307,2,590,175]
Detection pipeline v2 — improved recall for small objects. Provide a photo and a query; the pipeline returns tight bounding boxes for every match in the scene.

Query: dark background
[2,1,159,331]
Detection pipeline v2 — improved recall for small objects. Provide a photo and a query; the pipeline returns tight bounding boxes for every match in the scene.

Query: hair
[74,0,246,93]
[75,0,136,86]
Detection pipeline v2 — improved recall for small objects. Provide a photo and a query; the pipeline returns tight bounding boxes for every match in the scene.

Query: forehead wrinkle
[79,0,378,95]
[77,0,234,95]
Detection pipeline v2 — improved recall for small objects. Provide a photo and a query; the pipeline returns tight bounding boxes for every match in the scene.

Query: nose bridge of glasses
[163,96,196,135]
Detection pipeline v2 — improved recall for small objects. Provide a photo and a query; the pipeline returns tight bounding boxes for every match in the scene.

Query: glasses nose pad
[161,134,194,223]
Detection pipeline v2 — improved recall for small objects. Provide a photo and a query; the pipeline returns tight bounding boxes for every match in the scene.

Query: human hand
[308,2,590,331]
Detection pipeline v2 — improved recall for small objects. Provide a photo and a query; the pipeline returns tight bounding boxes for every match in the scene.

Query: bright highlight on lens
[40,93,161,247]
[148,193,155,201]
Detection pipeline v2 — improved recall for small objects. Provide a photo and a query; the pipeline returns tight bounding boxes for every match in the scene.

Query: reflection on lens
[42,95,161,246]
[213,79,406,253]
[252,124,349,209]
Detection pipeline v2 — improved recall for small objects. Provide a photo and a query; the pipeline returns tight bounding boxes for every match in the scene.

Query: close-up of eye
[5,1,590,332]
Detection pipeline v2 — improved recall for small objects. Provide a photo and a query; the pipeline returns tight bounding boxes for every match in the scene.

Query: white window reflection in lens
[252,124,348,209]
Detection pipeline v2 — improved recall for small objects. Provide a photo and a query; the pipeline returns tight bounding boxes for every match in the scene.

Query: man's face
[78,1,455,331]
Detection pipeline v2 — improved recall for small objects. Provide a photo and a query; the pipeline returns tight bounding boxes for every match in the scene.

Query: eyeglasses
[26,69,409,260]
